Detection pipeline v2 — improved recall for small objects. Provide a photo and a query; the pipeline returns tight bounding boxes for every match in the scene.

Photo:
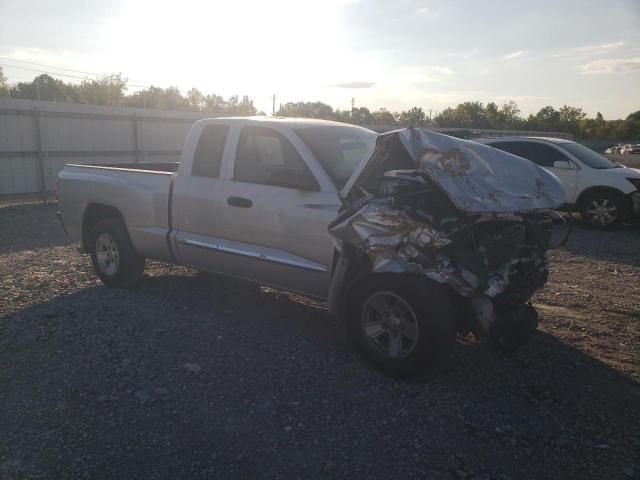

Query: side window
[234,126,319,190]
[488,142,534,162]
[488,142,518,157]
[192,124,229,177]
[491,141,566,167]
[528,143,569,167]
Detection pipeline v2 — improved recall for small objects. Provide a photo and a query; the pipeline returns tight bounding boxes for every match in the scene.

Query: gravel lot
[609,153,640,169]
[1,202,639,480]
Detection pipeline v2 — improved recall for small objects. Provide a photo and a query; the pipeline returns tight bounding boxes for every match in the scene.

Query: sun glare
[105,0,353,102]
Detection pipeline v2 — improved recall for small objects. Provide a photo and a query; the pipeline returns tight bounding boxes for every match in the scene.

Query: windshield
[294,126,377,189]
[559,142,618,169]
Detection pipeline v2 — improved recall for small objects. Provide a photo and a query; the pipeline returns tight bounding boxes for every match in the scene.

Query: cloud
[424,65,453,75]
[330,81,376,88]
[494,95,546,103]
[416,7,429,15]
[576,41,625,53]
[552,41,625,58]
[579,57,640,74]
[504,50,525,60]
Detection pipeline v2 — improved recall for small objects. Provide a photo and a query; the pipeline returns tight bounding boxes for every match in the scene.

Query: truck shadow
[2,271,639,478]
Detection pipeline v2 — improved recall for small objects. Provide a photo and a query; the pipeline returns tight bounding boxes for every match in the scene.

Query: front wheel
[346,274,457,378]
[89,218,145,288]
[580,191,624,229]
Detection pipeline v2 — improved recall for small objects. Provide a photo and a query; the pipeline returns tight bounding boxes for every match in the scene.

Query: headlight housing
[627,178,640,191]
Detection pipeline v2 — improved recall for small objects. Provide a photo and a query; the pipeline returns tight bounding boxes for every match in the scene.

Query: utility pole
[272,94,276,116]
[351,97,355,112]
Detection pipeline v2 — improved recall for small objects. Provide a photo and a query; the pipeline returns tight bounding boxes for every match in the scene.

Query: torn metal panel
[341,127,567,213]
[331,128,561,334]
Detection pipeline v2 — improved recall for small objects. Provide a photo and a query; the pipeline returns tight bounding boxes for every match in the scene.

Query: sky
[0,0,639,119]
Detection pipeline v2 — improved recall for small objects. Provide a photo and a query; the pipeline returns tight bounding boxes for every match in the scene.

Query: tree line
[1,68,638,140]
[0,70,257,116]
[277,101,640,141]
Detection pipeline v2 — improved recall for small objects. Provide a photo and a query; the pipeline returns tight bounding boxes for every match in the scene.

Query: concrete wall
[0,97,580,197]
[0,98,207,196]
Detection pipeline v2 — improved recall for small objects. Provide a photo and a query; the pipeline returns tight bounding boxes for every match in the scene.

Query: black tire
[490,303,539,354]
[89,218,145,288]
[346,274,457,378]
[580,190,625,229]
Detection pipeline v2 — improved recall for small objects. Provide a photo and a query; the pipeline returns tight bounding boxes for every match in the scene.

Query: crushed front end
[329,128,566,351]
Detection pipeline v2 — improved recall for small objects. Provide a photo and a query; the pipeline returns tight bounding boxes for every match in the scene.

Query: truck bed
[58,162,177,263]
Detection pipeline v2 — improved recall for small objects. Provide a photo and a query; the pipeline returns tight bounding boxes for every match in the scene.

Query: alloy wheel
[586,198,617,226]
[361,291,420,359]
[95,233,120,276]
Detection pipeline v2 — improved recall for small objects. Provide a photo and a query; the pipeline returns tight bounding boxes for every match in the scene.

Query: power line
[0,55,153,85]
[0,56,111,78]
[1,63,91,80]
[0,55,150,87]
[0,63,150,88]
[0,71,35,82]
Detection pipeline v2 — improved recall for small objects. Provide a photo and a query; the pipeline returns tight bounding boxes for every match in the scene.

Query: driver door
[218,125,341,298]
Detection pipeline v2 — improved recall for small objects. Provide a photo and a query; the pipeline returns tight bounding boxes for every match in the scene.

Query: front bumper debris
[329,128,565,338]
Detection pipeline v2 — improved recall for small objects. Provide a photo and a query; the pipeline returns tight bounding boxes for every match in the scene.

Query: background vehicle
[58,119,562,376]
[474,137,640,228]
[622,144,640,155]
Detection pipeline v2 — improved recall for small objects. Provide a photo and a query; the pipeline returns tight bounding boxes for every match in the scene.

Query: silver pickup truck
[58,117,566,376]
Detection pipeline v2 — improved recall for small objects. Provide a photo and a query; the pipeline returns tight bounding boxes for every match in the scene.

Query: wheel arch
[576,186,632,226]
[81,203,126,252]
[327,248,373,320]
[575,186,627,210]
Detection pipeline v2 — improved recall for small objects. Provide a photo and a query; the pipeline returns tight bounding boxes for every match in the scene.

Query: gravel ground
[1,202,639,480]
[608,153,640,169]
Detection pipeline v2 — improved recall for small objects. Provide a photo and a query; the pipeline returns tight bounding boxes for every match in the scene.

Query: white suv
[474,137,640,228]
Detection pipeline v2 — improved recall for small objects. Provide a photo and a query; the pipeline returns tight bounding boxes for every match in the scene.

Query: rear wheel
[89,218,145,288]
[347,274,457,378]
[580,191,624,229]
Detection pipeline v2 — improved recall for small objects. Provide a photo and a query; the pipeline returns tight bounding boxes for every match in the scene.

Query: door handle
[227,196,253,208]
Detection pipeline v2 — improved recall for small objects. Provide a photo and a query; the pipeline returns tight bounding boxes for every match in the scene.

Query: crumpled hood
[340,128,567,213]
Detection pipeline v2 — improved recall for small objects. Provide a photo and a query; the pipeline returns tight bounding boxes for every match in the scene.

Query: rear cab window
[192,124,230,177]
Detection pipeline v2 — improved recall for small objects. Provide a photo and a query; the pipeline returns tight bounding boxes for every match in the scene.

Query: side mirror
[552,160,573,170]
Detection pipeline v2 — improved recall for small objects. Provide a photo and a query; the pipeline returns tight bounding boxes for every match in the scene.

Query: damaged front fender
[329,128,565,337]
